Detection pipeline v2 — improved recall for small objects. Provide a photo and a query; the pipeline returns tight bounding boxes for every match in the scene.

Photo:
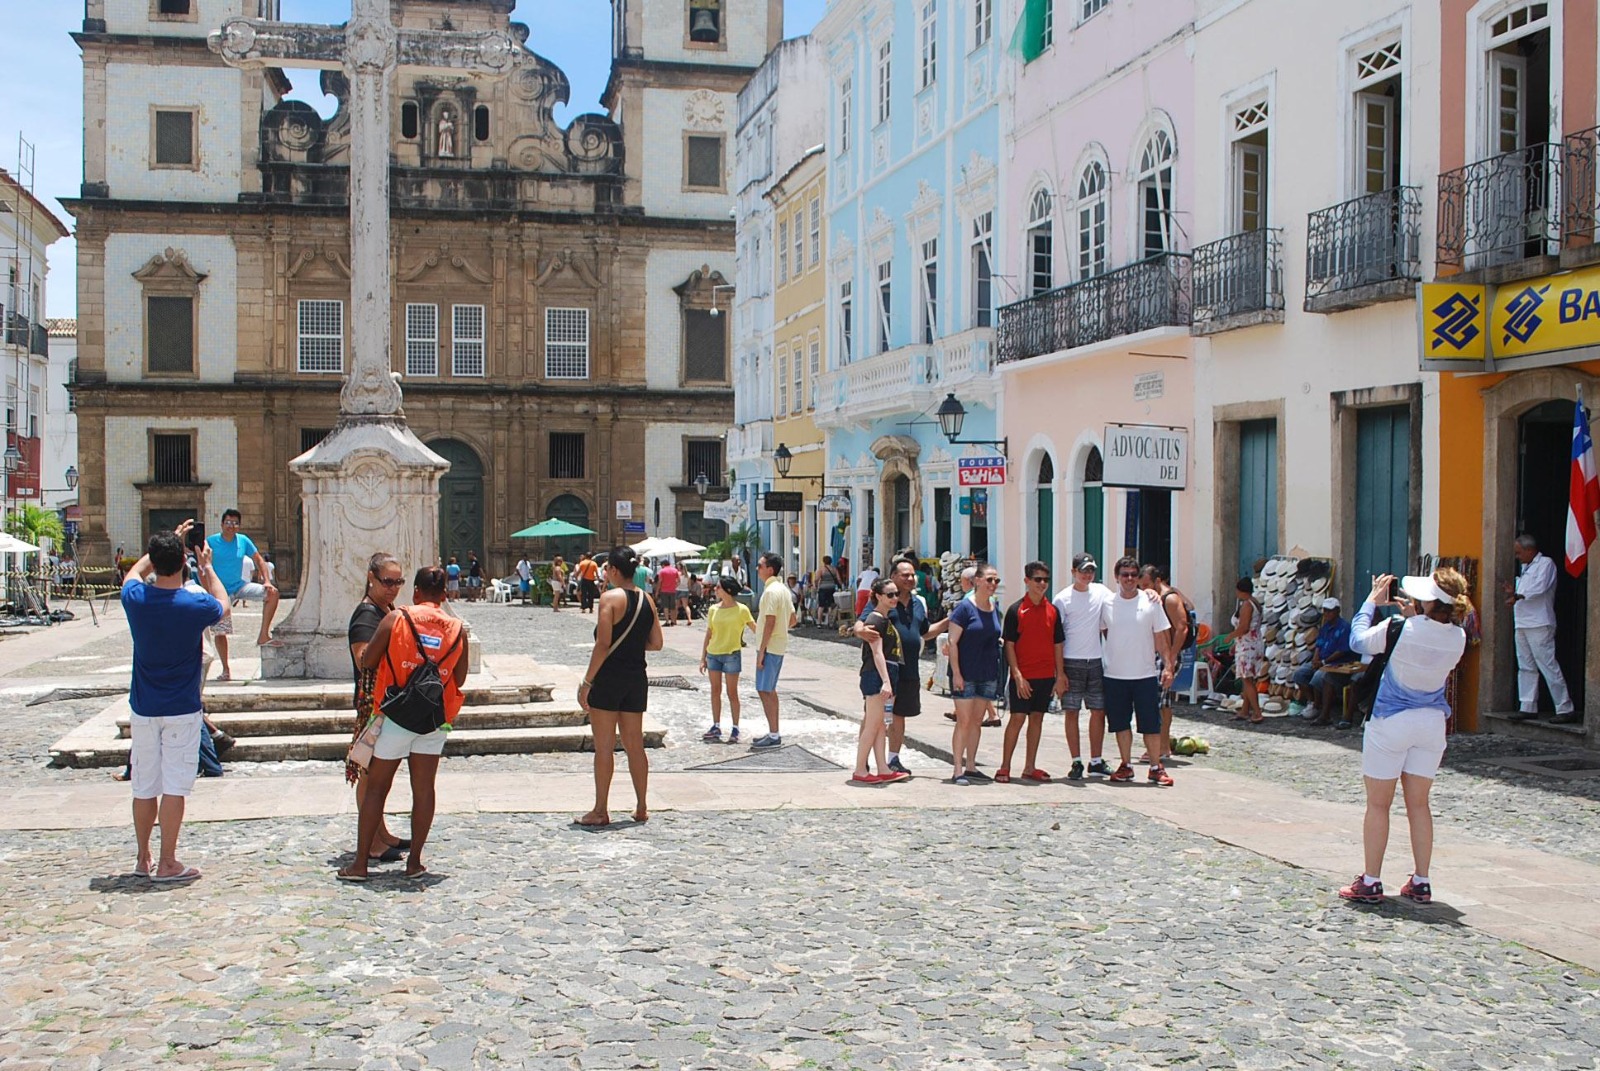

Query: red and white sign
[4,434,40,500]
[957,456,1007,487]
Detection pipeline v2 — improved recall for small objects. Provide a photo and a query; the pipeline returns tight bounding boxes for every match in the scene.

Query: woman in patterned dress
[1224,576,1265,724]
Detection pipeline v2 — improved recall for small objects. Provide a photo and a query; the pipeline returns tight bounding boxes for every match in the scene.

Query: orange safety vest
[576,558,599,582]
[373,603,467,724]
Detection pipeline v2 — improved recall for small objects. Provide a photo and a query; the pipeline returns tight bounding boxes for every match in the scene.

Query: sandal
[993,768,1011,784]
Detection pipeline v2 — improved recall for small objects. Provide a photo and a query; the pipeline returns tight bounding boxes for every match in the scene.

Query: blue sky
[1,1,827,317]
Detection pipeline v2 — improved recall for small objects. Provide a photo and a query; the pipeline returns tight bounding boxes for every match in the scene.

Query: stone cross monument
[209,1,525,678]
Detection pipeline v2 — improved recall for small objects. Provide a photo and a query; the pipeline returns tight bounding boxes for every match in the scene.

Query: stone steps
[198,682,553,713]
[113,703,589,740]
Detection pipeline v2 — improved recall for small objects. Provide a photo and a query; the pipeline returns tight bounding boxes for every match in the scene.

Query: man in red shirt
[998,560,1067,782]
[656,560,682,626]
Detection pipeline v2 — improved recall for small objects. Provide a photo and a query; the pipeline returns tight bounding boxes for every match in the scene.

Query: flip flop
[258,638,285,648]
[133,866,150,879]
[336,869,369,882]
[369,846,405,863]
[403,865,428,880]
[150,866,201,883]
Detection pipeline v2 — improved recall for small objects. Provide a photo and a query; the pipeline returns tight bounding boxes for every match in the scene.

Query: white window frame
[404,302,438,377]
[971,210,994,327]
[1135,126,1176,258]
[1229,97,1271,233]
[297,299,344,374]
[809,196,822,267]
[876,40,893,125]
[1079,0,1108,24]
[839,78,853,154]
[876,261,893,353]
[1042,0,1055,48]
[544,307,590,380]
[1467,1,1559,161]
[452,303,485,377]
[920,237,939,344]
[973,0,992,49]
[1075,161,1109,280]
[777,347,788,414]
[1027,186,1054,295]
[790,334,804,414]
[778,218,790,284]
[840,280,853,362]
[919,0,938,90]
[1339,15,1411,199]
[793,210,805,277]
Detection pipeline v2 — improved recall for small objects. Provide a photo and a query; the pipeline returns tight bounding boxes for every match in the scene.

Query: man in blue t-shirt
[1292,597,1358,724]
[122,520,229,883]
[205,508,282,669]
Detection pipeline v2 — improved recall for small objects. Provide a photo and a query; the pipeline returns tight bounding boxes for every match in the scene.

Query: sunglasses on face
[374,576,404,588]
[882,589,899,597]
[982,576,1000,583]
[1028,575,1049,583]
[1117,571,1139,580]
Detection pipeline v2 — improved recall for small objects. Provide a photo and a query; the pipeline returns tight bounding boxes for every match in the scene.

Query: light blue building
[812,0,1003,573]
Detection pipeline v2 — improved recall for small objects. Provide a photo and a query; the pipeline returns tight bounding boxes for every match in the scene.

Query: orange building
[1429,0,1598,740]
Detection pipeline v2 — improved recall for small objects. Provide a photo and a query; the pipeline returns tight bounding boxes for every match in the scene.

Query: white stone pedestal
[261,417,449,680]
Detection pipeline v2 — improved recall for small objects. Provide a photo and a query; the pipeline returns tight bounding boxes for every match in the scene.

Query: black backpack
[1352,616,1405,718]
[380,609,464,735]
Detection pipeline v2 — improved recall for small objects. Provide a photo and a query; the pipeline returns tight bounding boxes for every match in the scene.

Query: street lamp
[935,393,1008,456]
[64,465,78,491]
[1,443,19,474]
[694,472,710,498]
[773,442,792,478]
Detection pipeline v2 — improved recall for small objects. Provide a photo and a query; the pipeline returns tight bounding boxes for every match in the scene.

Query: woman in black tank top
[577,546,664,827]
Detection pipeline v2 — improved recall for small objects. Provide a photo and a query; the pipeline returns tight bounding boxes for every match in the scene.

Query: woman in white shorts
[1339,569,1471,907]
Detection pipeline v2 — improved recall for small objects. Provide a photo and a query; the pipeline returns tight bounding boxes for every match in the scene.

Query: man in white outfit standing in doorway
[1505,534,1576,724]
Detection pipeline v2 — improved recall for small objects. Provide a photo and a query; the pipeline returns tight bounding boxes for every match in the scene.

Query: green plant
[724,522,763,575]
[4,504,65,552]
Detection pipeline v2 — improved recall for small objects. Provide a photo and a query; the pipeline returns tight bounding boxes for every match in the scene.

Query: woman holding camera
[1339,569,1471,907]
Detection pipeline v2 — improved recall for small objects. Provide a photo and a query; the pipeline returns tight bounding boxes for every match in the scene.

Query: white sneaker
[1303,705,1320,721]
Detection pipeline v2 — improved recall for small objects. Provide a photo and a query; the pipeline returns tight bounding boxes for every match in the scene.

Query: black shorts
[892,672,922,718]
[1008,677,1055,714]
[588,669,648,713]
[1104,676,1161,735]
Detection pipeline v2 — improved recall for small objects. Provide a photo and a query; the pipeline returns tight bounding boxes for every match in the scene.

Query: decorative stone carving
[131,248,207,285]
[534,247,603,289]
[401,246,492,284]
[436,107,457,157]
[683,89,725,130]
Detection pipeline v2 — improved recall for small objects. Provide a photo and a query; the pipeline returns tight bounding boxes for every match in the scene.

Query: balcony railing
[1438,142,1562,274]
[997,252,1192,362]
[815,328,995,425]
[1191,229,1283,328]
[1305,186,1422,305]
[1565,125,1600,248]
[30,322,47,357]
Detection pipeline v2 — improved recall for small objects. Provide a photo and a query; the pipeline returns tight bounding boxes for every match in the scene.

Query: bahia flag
[1566,399,1600,577]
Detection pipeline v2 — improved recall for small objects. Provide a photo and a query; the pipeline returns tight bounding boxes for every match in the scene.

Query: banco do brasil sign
[1102,424,1188,490]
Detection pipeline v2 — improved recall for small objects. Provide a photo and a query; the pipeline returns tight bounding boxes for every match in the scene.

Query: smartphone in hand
[185,521,206,549]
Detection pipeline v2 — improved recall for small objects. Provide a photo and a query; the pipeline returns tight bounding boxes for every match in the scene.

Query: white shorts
[1361,707,1447,780]
[234,582,271,601]
[129,711,204,799]
[373,717,448,761]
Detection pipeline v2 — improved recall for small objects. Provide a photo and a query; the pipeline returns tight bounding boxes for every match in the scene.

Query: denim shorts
[754,652,784,692]
[861,662,900,698]
[705,651,742,675]
[953,678,999,701]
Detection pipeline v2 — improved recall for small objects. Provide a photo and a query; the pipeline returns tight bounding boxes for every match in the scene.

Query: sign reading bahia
[957,457,1008,487]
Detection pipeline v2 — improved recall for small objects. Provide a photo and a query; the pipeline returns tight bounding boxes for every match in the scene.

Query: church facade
[67,0,776,583]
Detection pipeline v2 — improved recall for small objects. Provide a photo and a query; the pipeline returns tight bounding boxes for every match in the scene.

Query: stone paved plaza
[2,600,1599,1069]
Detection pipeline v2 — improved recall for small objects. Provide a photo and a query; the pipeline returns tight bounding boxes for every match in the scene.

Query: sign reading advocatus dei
[1101,424,1188,489]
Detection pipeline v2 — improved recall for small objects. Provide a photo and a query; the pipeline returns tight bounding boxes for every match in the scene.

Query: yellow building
[766,147,827,578]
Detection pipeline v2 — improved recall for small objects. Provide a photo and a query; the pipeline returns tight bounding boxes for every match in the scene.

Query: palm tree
[725,522,763,581]
[4,504,64,551]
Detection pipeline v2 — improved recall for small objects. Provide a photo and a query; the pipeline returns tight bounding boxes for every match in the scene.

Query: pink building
[995,0,1197,588]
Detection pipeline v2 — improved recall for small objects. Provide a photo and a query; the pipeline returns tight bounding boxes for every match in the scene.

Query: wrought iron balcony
[1437,142,1562,276]
[1304,187,1422,311]
[997,253,1192,362]
[1191,229,1284,332]
[1564,125,1600,262]
[30,322,47,357]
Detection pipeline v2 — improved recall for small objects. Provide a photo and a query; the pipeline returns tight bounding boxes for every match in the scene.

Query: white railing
[727,420,774,463]
[815,327,996,427]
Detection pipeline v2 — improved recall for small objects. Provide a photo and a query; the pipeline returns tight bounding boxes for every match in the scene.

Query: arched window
[1137,128,1176,257]
[1076,161,1108,279]
[401,102,419,140]
[546,493,591,563]
[1027,187,1054,295]
[474,105,490,142]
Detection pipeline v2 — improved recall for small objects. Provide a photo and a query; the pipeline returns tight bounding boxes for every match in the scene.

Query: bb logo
[1502,284,1551,346]
[1430,292,1481,352]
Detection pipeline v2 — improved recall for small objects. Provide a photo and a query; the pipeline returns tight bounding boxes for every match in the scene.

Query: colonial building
[43,319,80,521]
[813,0,1001,573]
[729,35,825,555]
[2,166,70,513]
[1427,0,1599,740]
[67,0,780,583]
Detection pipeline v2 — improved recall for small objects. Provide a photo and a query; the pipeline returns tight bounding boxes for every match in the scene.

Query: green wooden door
[1354,407,1410,582]
[429,440,484,565]
[1237,420,1278,578]
[1082,446,1103,565]
[1035,452,1054,574]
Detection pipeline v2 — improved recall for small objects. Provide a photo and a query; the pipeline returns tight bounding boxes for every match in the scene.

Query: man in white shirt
[515,556,533,605]
[854,563,880,617]
[1052,553,1114,780]
[1505,534,1575,723]
[1099,555,1176,785]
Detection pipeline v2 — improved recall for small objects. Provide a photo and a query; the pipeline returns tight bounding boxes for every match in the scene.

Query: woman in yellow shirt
[699,576,756,743]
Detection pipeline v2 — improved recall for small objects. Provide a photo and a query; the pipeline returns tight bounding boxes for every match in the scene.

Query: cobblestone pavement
[2,806,1596,1071]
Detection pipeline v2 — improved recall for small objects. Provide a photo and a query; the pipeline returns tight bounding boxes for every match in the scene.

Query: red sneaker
[1339,875,1384,903]
[1147,764,1174,787]
[876,771,910,784]
[1399,877,1432,904]
[1108,763,1135,782]
[1022,768,1051,782]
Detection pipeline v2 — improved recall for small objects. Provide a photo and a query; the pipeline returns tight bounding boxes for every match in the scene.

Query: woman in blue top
[1339,569,1471,907]
[946,562,1004,785]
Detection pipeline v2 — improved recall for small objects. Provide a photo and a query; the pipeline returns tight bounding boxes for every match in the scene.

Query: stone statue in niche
[437,108,457,158]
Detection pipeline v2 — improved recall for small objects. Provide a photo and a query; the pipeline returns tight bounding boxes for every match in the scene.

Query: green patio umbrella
[510,518,597,539]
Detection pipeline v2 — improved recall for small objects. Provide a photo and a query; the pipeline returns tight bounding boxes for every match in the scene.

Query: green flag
[1007,0,1048,63]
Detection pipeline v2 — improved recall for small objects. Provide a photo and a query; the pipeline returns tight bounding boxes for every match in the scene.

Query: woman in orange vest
[576,546,664,827]
[338,566,469,881]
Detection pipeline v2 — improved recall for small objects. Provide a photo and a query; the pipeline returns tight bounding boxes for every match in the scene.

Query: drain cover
[1488,754,1600,780]
[648,676,697,690]
[688,744,846,773]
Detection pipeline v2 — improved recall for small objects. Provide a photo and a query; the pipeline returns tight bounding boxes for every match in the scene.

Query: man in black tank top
[1140,565,1193,765]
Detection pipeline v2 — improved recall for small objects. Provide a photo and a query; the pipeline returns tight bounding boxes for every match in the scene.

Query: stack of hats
[1252,557,1336,688]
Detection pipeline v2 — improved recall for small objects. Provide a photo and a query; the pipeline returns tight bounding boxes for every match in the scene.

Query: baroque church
[67,0,774,582]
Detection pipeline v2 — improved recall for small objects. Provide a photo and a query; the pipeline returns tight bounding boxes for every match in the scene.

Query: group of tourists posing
[116,519,1470,903]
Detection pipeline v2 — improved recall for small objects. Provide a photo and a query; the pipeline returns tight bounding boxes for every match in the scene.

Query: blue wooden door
[1082,446,1103,566]
[1354,407,1410,583]
[1237,420,1277,578]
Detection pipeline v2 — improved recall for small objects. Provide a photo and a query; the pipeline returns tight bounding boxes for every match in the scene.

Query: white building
[2,166,70,513]
[43,319,78,516]
[729,36,827,548]
[1187,0,1442,621]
